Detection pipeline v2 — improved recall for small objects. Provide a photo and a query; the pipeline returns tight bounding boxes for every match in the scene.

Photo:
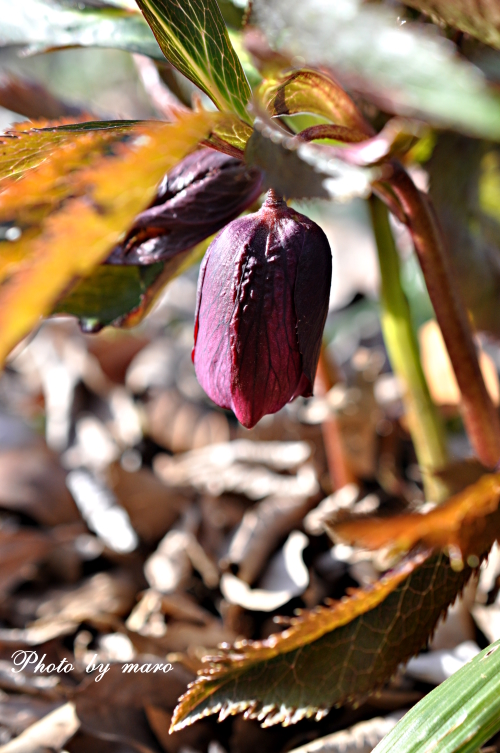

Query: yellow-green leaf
[374,638,500,753]
[258,69,371,135]
[135,0,251,122]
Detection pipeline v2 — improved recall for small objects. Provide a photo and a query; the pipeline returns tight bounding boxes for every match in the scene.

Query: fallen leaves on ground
[0,304,497,750]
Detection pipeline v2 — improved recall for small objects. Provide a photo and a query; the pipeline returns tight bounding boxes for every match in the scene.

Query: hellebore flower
[106,147,262,265]
[193,190,332,428]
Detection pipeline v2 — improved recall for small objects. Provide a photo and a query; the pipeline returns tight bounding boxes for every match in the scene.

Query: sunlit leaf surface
[0,111,222,365]
[136,0,251,121]
[331,473,500,570]
[259,69,371,135]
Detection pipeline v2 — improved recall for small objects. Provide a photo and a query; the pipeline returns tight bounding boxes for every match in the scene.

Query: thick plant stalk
[369,196,449,502]
[382,163,500,469]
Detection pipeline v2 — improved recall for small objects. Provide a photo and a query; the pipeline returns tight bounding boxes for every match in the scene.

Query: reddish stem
[383,162,500,468]
[315,349,356,489]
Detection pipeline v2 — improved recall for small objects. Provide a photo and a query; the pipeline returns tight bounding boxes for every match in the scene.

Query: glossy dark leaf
[55,243,207,330]
[53,264,165,329]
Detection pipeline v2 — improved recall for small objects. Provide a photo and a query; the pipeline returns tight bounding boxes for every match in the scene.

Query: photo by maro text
[11,650,174,683]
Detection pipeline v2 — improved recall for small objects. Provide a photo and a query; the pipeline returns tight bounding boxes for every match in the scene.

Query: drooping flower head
[106,147,263,265]
[193,190,332,428]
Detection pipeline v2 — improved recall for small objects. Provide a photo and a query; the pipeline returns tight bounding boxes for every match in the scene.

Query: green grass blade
[373,640,500,753]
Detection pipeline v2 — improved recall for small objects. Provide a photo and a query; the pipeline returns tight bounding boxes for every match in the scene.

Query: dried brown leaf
[0,573,137,645]
[146,388,230,454]
[75,662,195,752]
[0,701,79,753]
[288,712,404,753]
[153,441,317,500]
[0,530,52,602]
[0,447,79,526]
[106,463,187,544]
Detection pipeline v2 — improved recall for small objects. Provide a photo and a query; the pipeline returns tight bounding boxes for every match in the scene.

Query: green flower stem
[369,195,449,502]
[386,163,500,469]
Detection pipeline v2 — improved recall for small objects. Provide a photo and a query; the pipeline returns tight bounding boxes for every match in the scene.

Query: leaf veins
[171,551,473,730]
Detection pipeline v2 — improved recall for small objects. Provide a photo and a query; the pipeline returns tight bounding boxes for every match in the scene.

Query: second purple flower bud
[106,147,263,265]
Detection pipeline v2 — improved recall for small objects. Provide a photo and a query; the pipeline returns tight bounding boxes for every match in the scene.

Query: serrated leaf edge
[170,549,432,732]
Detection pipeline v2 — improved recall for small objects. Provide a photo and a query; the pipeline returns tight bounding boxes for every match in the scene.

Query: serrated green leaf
[373,639,500,753]
[135,0,251,122]
[253,0,500,140]
[0,0,163,60]
[171,552,472,730]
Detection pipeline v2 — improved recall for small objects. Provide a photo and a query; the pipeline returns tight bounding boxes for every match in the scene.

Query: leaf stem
[369,195,449,502]
[382,162,500,469]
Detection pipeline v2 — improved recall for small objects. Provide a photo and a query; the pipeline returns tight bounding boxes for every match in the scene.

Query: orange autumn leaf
[330,472,500,568]
[0,122,136,284]
[0,111,227,366]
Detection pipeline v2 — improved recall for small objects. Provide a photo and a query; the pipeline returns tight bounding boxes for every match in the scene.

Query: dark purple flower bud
[106,147,262,265]
[192,190,332,428]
